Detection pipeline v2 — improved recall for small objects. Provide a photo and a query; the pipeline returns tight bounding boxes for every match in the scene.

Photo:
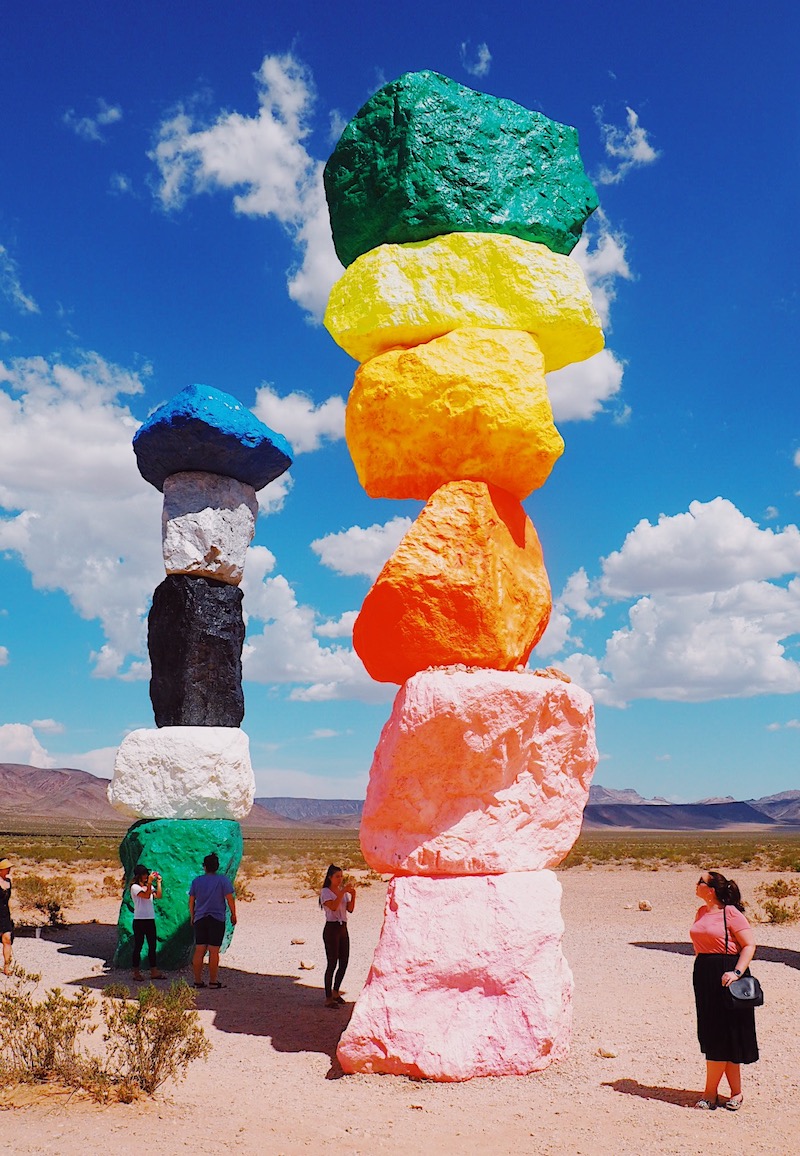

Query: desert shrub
[761,900,800,925]
[15,874,77,926]
[99,982,211,1095]
[761,878,798,900]
[754,878,800,924]
[234,873,255,903]
[0,968,95,1083]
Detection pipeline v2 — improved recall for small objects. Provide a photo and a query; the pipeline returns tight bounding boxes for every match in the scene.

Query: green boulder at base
[324,70,598,267]
[114,817,243,970]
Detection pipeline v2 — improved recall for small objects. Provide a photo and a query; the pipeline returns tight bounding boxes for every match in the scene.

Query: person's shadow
[50,921,352,1078]
[631,940,800,970]
[602,1080,698,1108]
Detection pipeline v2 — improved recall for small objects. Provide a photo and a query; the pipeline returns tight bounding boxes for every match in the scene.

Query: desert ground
[1,855,799,1156]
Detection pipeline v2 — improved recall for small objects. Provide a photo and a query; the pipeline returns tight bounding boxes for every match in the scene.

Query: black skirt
[693,953,759,1064]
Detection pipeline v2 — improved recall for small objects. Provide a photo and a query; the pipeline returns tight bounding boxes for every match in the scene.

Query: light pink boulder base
[360,668,598,875]
[337,872,572,1080]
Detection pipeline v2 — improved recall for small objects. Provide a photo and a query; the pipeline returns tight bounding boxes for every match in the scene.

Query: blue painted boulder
[133,384,293,492]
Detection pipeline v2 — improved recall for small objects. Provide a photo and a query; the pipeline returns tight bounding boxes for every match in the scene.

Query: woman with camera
[130,863,164,981]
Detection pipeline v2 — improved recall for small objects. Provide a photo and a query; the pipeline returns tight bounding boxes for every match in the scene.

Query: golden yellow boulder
[346,328,564,501]
[324,232,603,372]
[353,480,552,684]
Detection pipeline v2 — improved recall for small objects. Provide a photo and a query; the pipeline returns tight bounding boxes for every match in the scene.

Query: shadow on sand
[43,921,350,1077]
[602,1079,697,1108]
[632,940,800,970]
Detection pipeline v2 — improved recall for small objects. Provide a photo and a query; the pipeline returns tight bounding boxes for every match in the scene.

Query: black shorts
[193,915,225,947]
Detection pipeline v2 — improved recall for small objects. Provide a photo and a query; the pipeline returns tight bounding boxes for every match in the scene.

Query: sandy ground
[1,864,798,1155]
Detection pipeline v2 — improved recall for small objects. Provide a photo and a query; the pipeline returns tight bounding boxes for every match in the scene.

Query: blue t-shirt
[189,873,234,922]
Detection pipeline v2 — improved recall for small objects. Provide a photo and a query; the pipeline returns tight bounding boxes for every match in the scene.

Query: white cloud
[571,211,633,330]
[594,106,660,185]
[252,385,345,453]
[30,718,64,734]
[58,745,118,776]
[0,245,39,315]
[315,611,357,639]
[547,349,624,422]
[0,723,56,768]
[240,545,392,704]
[310,728,338,740]
[600,498,800,597]
[109,172,133,196]
[460,41,492,78]
[0,645,7,666]
[764,505,779,521]
[253,766,368,799]
[794,448,800,468]
[311,516,413,580]
[546,499,800,706]
[149,53,343,321]
[63,99,123,143]
[0,352,163,676]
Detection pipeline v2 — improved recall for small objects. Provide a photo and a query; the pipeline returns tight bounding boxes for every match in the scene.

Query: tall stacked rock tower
[108,384,292,968]
[323,72,601,1079]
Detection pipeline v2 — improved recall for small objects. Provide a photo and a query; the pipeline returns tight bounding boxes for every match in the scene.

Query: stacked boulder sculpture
[109,384,292,967]
[323,71,601,1079]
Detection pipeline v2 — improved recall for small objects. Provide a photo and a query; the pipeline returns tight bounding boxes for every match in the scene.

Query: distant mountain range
[0,764,798,831]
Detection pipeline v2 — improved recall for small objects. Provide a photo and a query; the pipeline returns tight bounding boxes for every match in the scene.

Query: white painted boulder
[337,872,572,1080]
[162,471,258,585]
[108,726,255,821]
[360,668,597,875]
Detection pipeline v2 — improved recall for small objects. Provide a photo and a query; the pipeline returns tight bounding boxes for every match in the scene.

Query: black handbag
[723,906,764,1010]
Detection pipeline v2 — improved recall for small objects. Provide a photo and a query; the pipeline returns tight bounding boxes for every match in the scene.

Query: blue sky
[1,1,798,802]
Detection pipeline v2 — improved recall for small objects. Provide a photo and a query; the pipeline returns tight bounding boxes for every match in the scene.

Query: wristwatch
[733,969,742,977]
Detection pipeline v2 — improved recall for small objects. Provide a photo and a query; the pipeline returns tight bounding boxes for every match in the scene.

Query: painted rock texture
[114,817,242,969]
[148,575,245,727]
[108,726,255,822]
[337,872,572,1079]
[324,70,597,267]
[162,471,258,585]
[360,669,597,875]
[353,481,551,684]
[324,232,603,372]
[346,328,563,501]
[134,383,293,492]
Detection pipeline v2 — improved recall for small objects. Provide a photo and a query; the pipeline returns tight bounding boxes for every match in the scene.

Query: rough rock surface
[148,575,245,727]
[353,481,551,684]
[114,817,242,969]
[108,726,255,821]
[134,383,293,492]
[324,232,603,372]
[162,471,258,584]
[337,872,573,1080]
[360,669,597,874]
[324,70,597,267]
[346,328,563,501]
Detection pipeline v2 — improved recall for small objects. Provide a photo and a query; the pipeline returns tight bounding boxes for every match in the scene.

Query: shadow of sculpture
[602,1079,697,1108]
[632,940,800,970]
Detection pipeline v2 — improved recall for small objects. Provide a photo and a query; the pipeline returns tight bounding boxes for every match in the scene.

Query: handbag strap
[723,904,729,955]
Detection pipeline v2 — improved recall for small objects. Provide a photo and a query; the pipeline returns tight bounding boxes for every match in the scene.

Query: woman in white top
[130,863,164,981]
[319,864,356,1008]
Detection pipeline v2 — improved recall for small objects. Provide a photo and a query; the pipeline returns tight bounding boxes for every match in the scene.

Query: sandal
[194,981,206,988]
[724,1094,743,1111]
[695,1099,717,1110]
[209,981,225,989]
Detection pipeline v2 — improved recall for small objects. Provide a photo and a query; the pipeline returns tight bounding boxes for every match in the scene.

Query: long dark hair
[319,863,342,907]
[705,870,745,912]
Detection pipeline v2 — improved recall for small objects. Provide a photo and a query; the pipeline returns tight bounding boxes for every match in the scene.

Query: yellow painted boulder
[346,328,563,501]
[324,231,603,372]
[353,480,551,684]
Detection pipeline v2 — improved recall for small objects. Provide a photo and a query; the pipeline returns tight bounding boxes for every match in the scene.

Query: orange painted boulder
[336,871,572,1079]
[360,668,597,874]
[352,481,551,683]
[346,328,564,501]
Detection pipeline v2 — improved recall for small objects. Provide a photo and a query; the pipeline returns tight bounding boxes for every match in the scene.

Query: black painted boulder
[148,575,245,727]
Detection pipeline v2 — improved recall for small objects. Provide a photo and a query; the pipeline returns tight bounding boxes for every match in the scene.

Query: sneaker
[695,1099,717,1110]
[724,1095,743,1111]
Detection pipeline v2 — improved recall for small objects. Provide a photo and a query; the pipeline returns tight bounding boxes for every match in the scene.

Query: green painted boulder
[324,70,598,267]
[114,817,243,970]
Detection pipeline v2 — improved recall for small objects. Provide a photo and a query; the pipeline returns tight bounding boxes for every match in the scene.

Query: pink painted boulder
[337,872,572,1080]
[360,669,597,875]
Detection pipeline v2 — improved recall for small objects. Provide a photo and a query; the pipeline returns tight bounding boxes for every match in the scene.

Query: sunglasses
[697,877,710,887]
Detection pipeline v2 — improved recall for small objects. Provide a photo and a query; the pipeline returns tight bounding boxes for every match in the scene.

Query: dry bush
[15,874,77,926]
[98,982,211,1095]
[234,873,255,903]
[754,878,800,924]
[0,968,95,1083]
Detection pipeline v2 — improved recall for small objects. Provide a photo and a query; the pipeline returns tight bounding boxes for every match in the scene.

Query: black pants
[132,918,157,969]
[323,921,349,998]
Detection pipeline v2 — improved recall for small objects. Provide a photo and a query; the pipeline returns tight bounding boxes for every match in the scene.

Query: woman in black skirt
[690,870,757,1110]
